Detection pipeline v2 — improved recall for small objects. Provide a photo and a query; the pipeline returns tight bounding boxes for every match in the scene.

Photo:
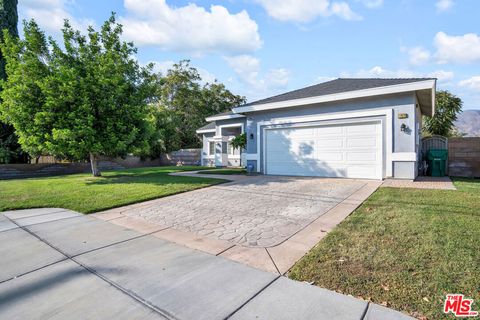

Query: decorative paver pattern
[382,176,456,190]
[116,176,366,247]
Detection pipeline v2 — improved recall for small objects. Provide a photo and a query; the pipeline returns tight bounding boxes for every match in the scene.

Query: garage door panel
[315,138,344,149]
[265,121,382,179]
[347,137,377,148]
[346,123,377,134]
[316,152,343,161]
[268,164,344,177]
[346,166,378,179]
[346,151,378,161]
[314,126,343,135]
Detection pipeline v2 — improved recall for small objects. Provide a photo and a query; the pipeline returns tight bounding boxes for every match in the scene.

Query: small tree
[0,14,155,176]
[424,90,463,137]
[230,133,246,150]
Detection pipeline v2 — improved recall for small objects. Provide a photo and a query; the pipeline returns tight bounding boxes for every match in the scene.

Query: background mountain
[455,110,480,137]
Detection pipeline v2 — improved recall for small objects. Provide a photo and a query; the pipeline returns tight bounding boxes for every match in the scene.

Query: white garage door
[265,121,382,179]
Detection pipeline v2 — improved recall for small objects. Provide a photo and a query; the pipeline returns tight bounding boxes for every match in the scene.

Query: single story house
[196,78,436,180]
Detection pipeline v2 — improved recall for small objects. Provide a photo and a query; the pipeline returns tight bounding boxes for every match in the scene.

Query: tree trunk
[89,153,101,177]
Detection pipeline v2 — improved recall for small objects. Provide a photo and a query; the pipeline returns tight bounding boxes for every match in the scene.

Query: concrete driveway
[0,209,412,320]
[94,174,381,273]
[98,176,369,247]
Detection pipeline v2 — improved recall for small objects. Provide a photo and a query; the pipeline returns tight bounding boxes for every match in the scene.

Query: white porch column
[213,136,228,167]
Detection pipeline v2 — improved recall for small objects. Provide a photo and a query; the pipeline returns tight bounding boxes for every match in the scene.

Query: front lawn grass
[199,168,247,175]
[289,178,480,319]
[0,166,225,214]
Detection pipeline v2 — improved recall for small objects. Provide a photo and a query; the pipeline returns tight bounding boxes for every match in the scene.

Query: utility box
[427,149,448,177]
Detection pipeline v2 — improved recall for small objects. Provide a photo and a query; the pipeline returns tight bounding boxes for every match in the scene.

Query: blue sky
[19,0,480,110]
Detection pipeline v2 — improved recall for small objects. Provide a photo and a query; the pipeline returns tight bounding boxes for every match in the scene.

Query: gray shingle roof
[210,110,235,116]
[197,122,215,131]
[242,78,435,107]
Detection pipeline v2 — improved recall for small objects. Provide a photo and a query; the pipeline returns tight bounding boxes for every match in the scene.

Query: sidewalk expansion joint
[4,215,177,320]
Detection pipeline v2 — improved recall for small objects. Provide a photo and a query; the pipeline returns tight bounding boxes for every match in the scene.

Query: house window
[227,142,239,155]
[209,141,215,155]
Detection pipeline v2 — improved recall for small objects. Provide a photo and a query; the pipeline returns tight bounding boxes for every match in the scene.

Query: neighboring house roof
[241,78,435,107]
[196,122,215,133]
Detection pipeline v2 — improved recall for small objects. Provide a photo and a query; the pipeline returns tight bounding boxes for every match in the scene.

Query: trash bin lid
[427,149,448,160]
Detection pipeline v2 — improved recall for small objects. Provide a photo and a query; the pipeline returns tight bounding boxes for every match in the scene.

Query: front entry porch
[202,124,244,167]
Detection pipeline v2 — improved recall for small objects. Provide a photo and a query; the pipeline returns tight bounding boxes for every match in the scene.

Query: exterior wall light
[249,133,254,140]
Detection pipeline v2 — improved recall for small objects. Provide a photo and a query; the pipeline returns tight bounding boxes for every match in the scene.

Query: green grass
[289,178,480,319]
[198,168,247,175]
[0,166,225,214]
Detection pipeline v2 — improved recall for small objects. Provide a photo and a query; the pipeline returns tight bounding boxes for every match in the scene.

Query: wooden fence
[0,149,202,179]
[448,137,480,178]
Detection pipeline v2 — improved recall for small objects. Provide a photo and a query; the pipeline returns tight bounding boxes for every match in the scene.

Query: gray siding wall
[393,162,416,179]
[391,101,417,179]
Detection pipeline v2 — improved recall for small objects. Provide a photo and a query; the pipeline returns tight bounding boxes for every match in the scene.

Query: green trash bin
[427,149,448,177]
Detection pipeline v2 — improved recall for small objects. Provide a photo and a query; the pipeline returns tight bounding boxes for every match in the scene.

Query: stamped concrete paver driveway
[118,176,367,247]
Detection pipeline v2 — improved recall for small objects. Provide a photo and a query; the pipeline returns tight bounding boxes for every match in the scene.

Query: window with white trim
[227,142,239,156]
[209,141,215,155]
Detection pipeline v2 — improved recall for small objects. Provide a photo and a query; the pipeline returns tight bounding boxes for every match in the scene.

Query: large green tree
[0,14,156,175]
[153,60,245,152]
[424,90,463,137]
[0,0,25,164]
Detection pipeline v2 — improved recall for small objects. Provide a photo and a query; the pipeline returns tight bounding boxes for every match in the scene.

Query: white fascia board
[432,81,437,117]
[205,114,245,122]
[196,129,215,134]
[233,80,436,113]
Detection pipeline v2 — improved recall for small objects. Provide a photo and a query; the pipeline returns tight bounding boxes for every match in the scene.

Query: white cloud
[265,68,290,88]
[19,0,94,35]
[317,76,336,83]
[459,76,480,91]
[224,55,290,95]
[434,32,480,64]
[341,66,454,82]
[331,2,363,20]
[342,66,417,78]
[436,0,454,12]
[356,0,383,9]
[120,0,261,55]
[406,46,431,65]
[428,70,454,82]
[224,55,261,87]
[255,0,362,23]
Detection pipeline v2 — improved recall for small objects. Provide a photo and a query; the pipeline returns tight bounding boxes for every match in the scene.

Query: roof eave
[196,129,216,134]
[232,79,437,114]
[205,114,245,122]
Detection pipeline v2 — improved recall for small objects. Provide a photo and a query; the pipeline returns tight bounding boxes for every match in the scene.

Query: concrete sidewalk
[0,208,413,320]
